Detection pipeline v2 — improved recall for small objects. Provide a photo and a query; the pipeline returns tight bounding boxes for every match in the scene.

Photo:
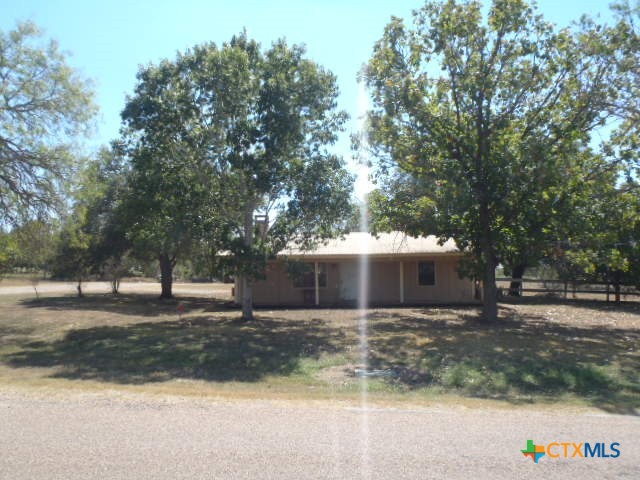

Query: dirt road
[0,281,233,299]
[0,390,637,480]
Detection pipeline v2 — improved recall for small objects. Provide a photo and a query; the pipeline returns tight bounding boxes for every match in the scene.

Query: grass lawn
[0,286,638,414]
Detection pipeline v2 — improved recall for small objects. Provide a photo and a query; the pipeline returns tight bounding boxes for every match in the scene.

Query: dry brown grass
[0,284,638,413]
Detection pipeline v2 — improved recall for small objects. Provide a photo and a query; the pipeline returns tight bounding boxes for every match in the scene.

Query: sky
[0,0,617,198]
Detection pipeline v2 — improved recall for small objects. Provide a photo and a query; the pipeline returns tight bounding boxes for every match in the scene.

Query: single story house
[234,232,479,307]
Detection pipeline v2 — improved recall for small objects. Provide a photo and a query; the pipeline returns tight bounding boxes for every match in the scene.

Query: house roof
[282,232,460,258]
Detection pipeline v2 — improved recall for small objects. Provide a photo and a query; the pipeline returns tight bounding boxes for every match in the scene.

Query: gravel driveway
[0,390,637,480]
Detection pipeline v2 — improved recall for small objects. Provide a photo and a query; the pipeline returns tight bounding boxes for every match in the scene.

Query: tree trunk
[508,264,526,297]
[241,201,255,321]
[614,270,621,304]
[159,254,174,299]
[473,95,497,323]
[477,190,498,322]
[111,277,120,295]
[241,275,253,320]
[238,172,256,321]
[482,257,498,322]
[77,278,83,297]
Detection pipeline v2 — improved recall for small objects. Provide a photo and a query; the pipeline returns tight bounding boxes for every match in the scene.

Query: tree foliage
[119,56,226,298]
[364,0,622,320]
[120,33,353,312]
[49,216,92,296]
[550,174,640,290]
[0,229,18,275]
[604,1,640,178]
[7,218,57,273]
[49,147,131,295]
[0,21,95,223]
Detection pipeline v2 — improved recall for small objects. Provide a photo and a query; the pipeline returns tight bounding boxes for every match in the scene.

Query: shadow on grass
[19,294,235,317]
[5,316,342,384]
[5,296,639,414]
[366,310,640,415]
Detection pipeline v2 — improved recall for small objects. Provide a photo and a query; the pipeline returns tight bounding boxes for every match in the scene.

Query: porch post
[399,261,404,304]
[314,261,320,306]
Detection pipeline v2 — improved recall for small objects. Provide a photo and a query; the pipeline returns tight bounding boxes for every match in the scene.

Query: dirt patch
[316,364,359,386]
[499,298,640,330]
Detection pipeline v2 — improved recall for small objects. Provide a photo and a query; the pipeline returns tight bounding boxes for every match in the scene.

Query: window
[418,261,435,286]
[293,262,327,288]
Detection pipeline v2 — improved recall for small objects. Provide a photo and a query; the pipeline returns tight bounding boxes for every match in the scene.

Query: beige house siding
[403,257,473,304]
[368,261,401,304]
[243,255,475,306]
[251,261,341,306]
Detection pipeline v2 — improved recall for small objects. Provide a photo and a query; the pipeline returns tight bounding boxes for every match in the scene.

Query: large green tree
[364,0,619,321]
[0,21,95,223]
[121,33,353,315]
[120,45,238,299]
[116,144,218,299]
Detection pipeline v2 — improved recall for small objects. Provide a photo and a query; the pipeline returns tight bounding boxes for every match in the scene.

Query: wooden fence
[495,277,640,302]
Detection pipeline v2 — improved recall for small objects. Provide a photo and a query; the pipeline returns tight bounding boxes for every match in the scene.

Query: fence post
[563,281,567,299]
[606,282,610,303]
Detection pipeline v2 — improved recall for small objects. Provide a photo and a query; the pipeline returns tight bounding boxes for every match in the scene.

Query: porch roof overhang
[278,232,462,261]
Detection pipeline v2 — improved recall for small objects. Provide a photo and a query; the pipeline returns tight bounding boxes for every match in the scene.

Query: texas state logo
[521,439,621,463]
[521,440,546,463]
